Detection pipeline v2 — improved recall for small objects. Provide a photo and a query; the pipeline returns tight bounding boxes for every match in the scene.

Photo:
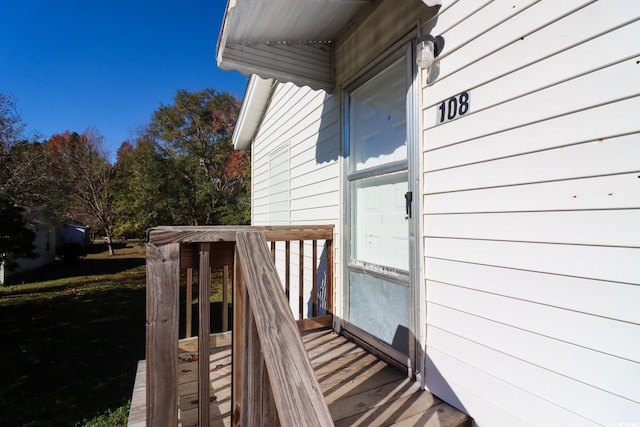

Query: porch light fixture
[416,34,437,69]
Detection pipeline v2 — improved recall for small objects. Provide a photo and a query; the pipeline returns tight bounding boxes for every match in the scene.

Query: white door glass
[346,52,412,359]
[350,57,407,172]
[351,171,408,271]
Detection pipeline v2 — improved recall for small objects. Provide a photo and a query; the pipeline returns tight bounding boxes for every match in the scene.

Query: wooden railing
[145,225,334,427]
[178,228,334,338]
[233,231,333,426]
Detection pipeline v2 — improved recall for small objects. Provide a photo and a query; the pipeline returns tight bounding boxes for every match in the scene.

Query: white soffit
[217,0,372,91]
[233,75,275,150]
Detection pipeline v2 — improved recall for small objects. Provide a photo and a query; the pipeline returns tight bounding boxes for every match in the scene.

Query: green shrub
[77,401,130,427]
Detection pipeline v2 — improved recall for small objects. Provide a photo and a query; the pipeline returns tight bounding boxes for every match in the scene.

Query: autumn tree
[45,128,117,254]
[214,149,251,225]
[146,88,248,225]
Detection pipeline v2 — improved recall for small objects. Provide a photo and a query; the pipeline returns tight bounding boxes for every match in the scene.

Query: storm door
[343,44,419,371]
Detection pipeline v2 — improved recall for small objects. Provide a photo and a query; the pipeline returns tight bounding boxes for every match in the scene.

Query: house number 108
[437,91,470,124]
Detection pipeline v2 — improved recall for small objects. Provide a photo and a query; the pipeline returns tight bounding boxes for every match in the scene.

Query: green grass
[0,242,232,426]
[0,243,146,427]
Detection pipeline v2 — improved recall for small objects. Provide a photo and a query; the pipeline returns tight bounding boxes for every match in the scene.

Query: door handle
[405,191,413,219]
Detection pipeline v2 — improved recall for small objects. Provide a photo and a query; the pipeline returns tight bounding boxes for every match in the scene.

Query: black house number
[437,91,470,124]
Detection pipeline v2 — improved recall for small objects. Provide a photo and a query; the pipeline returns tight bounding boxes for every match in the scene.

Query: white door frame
[340,38,422,377]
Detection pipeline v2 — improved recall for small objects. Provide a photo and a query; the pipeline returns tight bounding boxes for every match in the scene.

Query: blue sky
[0,0,248,161]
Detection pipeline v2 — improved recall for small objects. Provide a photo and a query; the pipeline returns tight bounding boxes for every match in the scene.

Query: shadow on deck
[128,328,470,427]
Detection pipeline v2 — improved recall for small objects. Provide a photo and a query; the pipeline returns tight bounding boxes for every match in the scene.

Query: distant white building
[0,206,61,284]
[217,0,640,425]
[57,219,90,257]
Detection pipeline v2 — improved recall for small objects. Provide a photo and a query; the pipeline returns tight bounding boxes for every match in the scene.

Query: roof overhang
[217,0,374,92]
[221,0,443,146]
[232,75,275,150]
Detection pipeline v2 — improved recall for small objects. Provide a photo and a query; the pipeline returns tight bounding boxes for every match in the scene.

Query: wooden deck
[129,328,470,427]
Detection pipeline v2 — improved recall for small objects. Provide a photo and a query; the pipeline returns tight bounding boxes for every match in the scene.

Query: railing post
[299,240,304,320]
[144,225,335,427]
[326,237,334,316]
[312,240,318,317]
[285,240,290,300]
[222,265,229,332]
[186,267,193,338]
[146,242,180,427]
[232,246,245,426]
[198,243,211,426]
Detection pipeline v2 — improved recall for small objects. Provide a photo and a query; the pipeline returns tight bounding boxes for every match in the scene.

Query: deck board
[128,329,470,427]
[127,360,147,427]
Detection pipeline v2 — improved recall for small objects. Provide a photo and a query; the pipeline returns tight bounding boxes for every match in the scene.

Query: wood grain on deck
[129,329,470,427]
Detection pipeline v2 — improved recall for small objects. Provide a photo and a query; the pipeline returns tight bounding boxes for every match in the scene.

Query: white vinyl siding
[250,81,341,319]
[421,1,640,426]
[236,0,639,423]
[268,143,290,225]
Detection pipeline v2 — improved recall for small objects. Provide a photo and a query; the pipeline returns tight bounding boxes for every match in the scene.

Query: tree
[214,149,251,225]
[0,94,24,155]
[0,95,34,202]
[0,94,57,211]
[111,137,182,239]
[0,139,50,207]
[146,89,245,225]
[44,128,117,255]
[0,192,36,278]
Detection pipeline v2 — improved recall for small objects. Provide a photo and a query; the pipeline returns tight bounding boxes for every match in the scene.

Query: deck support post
[146,242,180,427]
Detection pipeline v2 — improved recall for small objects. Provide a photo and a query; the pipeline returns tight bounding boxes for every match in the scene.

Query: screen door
[344,46,417,367]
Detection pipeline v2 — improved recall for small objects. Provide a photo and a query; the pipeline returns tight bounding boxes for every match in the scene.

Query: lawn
[0,243,147,427]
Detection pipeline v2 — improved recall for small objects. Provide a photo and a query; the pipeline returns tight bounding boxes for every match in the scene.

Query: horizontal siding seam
[431,0,597,87]
[259,103,318,142]
[425,18,640,111]
[424,61,640,136]
[427,299,639,366]
[423,94,640,154]
[422,235,640,250]
[423,207,640,216]
[424,130,640,173]
[258,88,318,141]
[290,161,338,176]
[423,52,640,132]
[420,0,463,29]
[433,0,498,38]
[290,189,338,199]
[427,278,640,327]
[424,169,640,195]
[426,342,603,425]
[427,324,640,405]
[424,255,639,287]
[428,324,640,409]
